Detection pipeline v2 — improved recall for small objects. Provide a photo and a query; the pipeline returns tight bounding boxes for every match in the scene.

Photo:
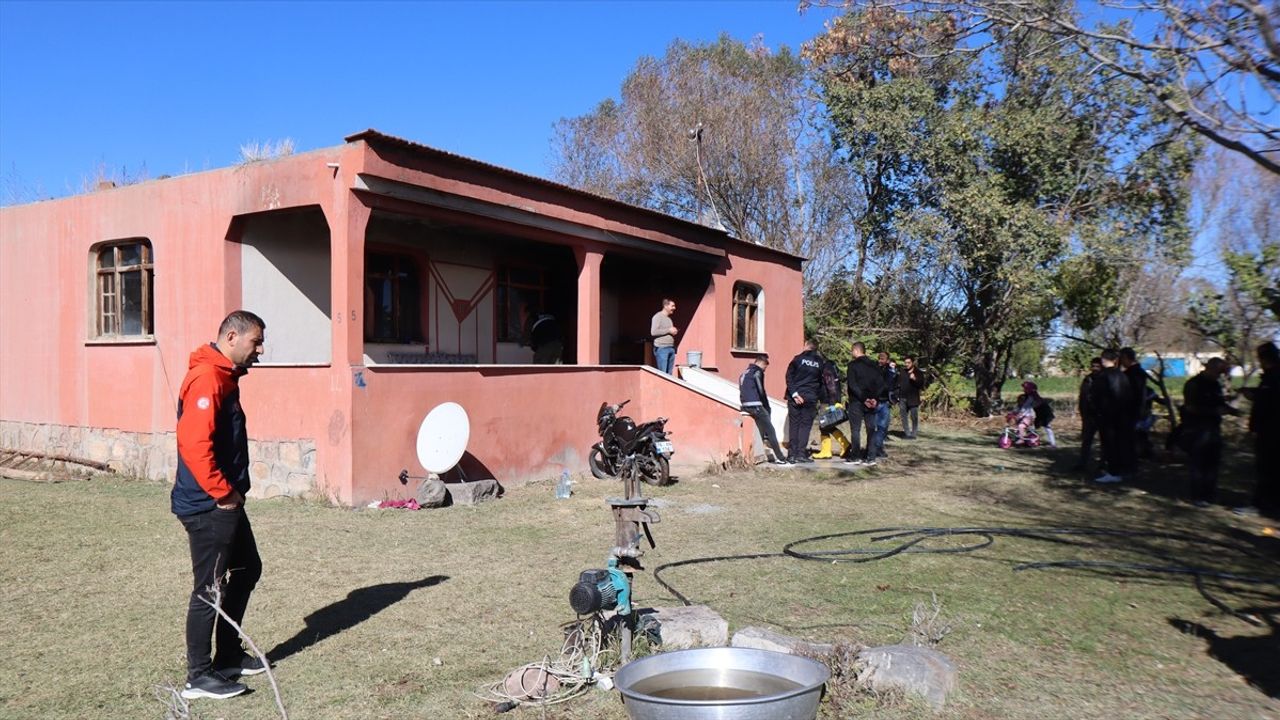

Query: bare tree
[802,0,1280,174]
[1186,146,1280,367]
[552,35,864,292]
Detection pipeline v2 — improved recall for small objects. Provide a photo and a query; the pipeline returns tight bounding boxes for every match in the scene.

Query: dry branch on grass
[152,683,190,720]
[907,592,953,647]
[198,571,289,719]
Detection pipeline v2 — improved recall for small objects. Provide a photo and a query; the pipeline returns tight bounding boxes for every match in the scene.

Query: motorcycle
[588,400,674,486]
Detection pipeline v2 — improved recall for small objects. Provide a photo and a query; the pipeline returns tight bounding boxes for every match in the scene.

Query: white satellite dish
[416,402,470,474]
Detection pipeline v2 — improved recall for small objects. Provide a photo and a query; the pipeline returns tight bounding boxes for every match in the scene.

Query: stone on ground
[856,644,957,710]
[644,605,728,648]
[447,479,500,506]
[416,478,448,508]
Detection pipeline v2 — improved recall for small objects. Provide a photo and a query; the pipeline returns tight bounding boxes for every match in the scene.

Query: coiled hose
[653,526,1280,626]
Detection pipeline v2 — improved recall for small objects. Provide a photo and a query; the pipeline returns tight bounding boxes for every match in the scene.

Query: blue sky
[0,1,824,201]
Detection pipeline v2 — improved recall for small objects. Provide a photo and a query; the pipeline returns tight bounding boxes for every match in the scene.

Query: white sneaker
[1093,473,1122,484]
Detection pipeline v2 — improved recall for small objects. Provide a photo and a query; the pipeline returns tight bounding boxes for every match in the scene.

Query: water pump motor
[569,558,631,616]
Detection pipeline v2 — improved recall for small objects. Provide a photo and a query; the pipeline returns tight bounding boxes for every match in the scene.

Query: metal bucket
[615,647,829,720]
[686,351,703,368]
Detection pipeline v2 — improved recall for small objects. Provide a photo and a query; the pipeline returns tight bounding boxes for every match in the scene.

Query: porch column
[574,246,603,365]
[335,198,371,366]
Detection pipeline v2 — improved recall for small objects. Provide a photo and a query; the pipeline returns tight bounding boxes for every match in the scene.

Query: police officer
[739,355,788,465]
[784,339,824,464]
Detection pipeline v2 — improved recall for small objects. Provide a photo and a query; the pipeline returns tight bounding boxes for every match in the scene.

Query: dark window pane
[146,269,155,334]
[400,272,421,342]
[734,304,746,347]
[99,247,115,268]
[118,243,142,266]
[121,271,143,335]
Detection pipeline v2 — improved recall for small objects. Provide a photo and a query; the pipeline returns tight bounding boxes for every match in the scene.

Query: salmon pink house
[0,130,803,505]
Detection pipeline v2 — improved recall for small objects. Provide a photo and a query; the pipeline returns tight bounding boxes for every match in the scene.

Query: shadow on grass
[897,422,1280,696]
[266,575,449,663]
[1170,617,1280,699]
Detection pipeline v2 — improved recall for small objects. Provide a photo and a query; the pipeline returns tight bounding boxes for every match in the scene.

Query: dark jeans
[1100,418,1137,476]
[786,398,817,460]
[1079,418,1097,465]
[871,403,889,457]
[1184,423,1222,503]
[179,506,262,679]
[899,401,919,437]
[1257,435,1280,518]
[845,402,881,460]
[746,406,785,461]
[654,346,675,375]
[845,403,866,459]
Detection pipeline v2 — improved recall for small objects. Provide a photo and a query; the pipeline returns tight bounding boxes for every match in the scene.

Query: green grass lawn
[945,375,1188,399]
[1,420,1276,719]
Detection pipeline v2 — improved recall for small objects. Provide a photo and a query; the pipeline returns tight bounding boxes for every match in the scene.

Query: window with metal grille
[365,252,422,343]
[732,282,761,351]
[94,240,154,338]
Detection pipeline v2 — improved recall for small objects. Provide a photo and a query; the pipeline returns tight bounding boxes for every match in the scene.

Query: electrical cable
[474,613,618,711]
[653,525,1280,625]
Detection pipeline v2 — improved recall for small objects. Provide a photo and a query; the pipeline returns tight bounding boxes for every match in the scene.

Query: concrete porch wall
[347,365,750,506]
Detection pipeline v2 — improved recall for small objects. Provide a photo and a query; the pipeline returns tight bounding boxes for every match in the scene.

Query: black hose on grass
[651,526,1280,627]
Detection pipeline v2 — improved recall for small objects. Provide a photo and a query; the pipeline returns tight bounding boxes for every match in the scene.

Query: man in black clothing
[784,339,824,463]
[1241,342,1279,518]
[875,352,896,456]
[1075,357,1103,471]
[739,355,788,465]
[521,304,563,364]
[1120,347,1153,459]
[1092,349,1136,483]
[1181,357,1238,506]
[897,355,926,439]
[845,342,889,466]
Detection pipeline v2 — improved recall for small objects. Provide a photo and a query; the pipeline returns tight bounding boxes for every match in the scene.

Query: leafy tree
[804,0,1280,174]
[808,5,1198,414]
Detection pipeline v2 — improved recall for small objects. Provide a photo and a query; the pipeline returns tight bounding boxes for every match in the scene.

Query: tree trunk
[971,339,1010,417]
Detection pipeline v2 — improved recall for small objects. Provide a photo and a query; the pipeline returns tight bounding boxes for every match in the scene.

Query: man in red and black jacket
[172,311,267,701]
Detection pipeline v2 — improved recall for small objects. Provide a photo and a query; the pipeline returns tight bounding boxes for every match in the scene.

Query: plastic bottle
[555,470,572,499]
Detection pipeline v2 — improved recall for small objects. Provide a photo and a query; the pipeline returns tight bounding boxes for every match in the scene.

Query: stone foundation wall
[0,420,317,499]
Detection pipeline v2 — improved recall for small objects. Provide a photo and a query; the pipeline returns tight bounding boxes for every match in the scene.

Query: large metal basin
[615,647,829,720]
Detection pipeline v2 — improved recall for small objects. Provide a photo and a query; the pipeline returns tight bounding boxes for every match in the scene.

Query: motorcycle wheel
[638,454,671,486]
[588,446,618,479]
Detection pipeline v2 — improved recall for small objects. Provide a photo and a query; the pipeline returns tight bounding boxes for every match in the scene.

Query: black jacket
[1091,366,1135,423]
[785,350,824,403]
[1078,371,1098,418]
[847,355,888,405]
[1182,372,1230,427]
[739,363,770,409]
[898,366,926,407]
[1249,367,1278,439]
